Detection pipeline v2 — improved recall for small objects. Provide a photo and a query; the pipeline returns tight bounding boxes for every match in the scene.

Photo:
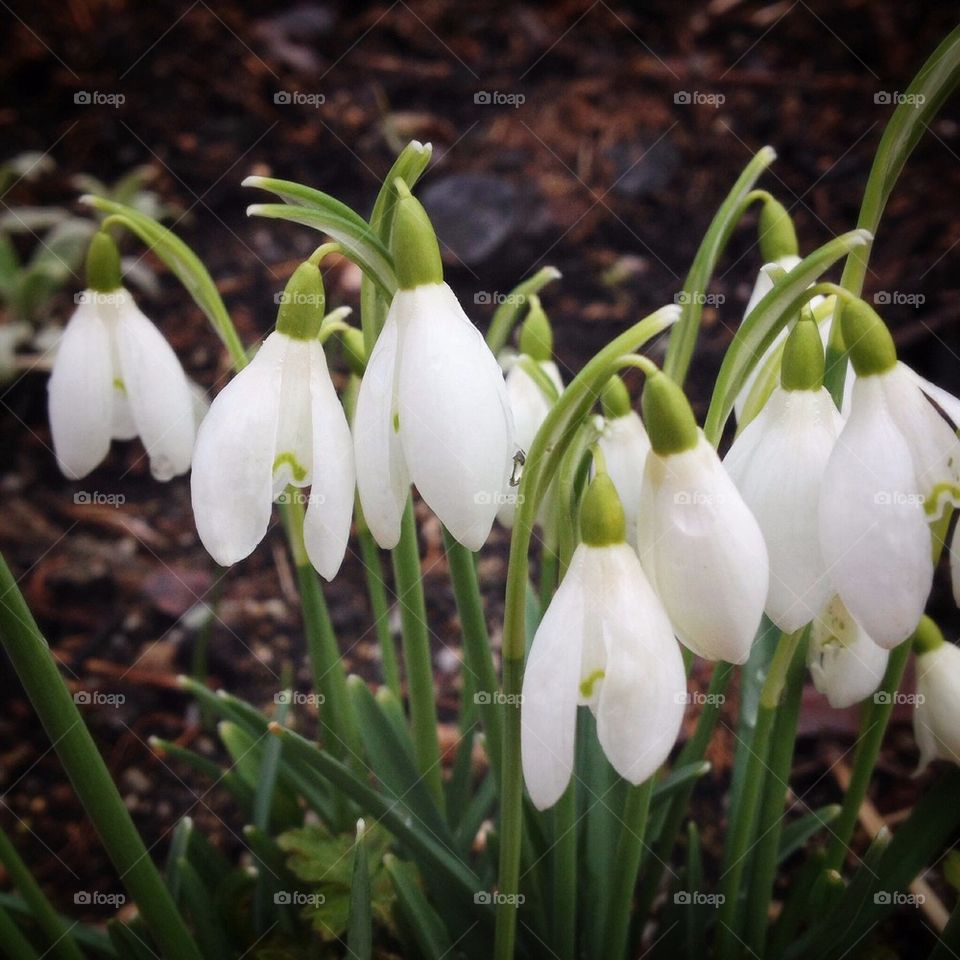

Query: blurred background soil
[0,0,958,941]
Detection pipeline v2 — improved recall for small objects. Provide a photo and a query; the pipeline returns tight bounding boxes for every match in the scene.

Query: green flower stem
[604,779,655,959]
[715,629,803,960]
[539,546,559,608]
[280,499,361,764]
[357,524,401,700]
[823,642,910,873]
[442,528,503,776]
[744,632,808,956]
[0,827,84,960]
[392,500,445,809]
[551,782,577,960]
[0,553,204,960]
[495,305,680,960]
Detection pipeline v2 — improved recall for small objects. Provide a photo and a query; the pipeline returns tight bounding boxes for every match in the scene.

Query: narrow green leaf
[778,806,842,864]
[485,266,562,356]
[0,895,115,957]
[176,859,233,960]
[385,855,452,960]
[347,820,373,960]
[106,921,157,960]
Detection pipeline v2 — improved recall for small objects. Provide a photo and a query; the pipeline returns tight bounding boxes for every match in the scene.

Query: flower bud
[641,371,698,456]
[758,197,798,263]
[391,181,443,290]
[580,472,626,547]
[780,317,825,392]
[276,262,325,341]
[841,300,897,377]
[85,231,122,293]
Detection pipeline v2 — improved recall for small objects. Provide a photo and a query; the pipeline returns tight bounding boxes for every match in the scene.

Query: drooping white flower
[913,619,960,775]
[819,302,960,649]
[48,286,195,482]
[808,596,888,709]
[636,372,769,664]
[521,475,686,810]
[595,375,650,545]
[354,190,514,551]
[724,320,845,633]
[191,264,355,580]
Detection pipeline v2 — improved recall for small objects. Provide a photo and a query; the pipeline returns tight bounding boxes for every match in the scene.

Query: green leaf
[81,196,247,369]
[778,806,842,863]
[385,855,452,960]
[704,229,872,445]
[663,146,776,386]
[177,859,233,960]
[106,920,157,960]
[348,820,373,960]
[485,266,562,356]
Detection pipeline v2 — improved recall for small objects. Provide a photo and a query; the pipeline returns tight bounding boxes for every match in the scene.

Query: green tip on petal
[642,371,699,456]
[276,261,325,340]
[580,472,626,547]
[841,300,897,376]
[781,317,825,391]
[391,182,443,290]
[601,374,632,420]
[341,325,367,377]
[913,615,946,656]
[85,231,122,293]
[758,197,798,262]
[518,295,553,362]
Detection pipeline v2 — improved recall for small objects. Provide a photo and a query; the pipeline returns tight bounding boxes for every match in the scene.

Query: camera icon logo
[274,91,292,104]
[74,92,91,105]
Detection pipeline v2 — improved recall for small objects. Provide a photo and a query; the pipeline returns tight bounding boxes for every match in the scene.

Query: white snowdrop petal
[115,292,196,481]
[808,596,888,709]
[397,284,514,550]
[597,411,651,542]
[637,435,769,664]
[951,519,960,609]
[725,388,843,633]
[302,342,355,581]
[819,377,932,649]
[271,335,315,497]
[521,546,588,810]
[901,363,960,428]
[913,643,960,775]
[191,333,285,565]
[47,296,113,479]
[353,310,408,549]
[591,545,686,784]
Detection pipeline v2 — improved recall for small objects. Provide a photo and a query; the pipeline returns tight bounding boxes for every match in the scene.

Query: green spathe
[758,197,798,263]
[580,472,626,547]
[341,325,367,377]
[642,371,698,456]
[86,231,122,293]
[276,262,325,341]
[391,181,443,290]
[519,296,553,363]
[601,374,632,420]
[914,615,946,655]
[841,300,897,377]
[781,318,825,391]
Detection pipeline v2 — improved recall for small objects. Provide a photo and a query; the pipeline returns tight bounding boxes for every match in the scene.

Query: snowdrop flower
[725,319,844,633]
[354,184,514,550]
[522,473,686,809]
[596,375,651,545]
[497,298,563,528]
[191,261,354,580]
[819,301,960,649]
[912,616,960,775]
[636,371,769,664]
[808,596,888,709]
[48,232,195,481]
